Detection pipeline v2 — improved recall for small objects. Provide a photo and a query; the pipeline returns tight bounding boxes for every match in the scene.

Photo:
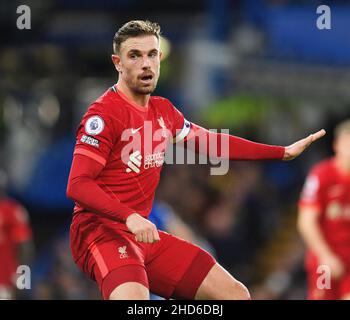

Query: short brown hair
[334,119,350,139]
[113,20,161,54]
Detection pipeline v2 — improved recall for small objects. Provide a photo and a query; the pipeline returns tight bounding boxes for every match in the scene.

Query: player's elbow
[66,179,78,201]
[66,175,91,202]
[66,182,74,201]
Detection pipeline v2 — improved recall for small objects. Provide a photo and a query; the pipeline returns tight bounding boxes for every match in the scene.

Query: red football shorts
[70,219,216,300]
[306,254,350,300]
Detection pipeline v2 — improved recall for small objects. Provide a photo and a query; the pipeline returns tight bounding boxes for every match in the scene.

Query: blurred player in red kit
[0,170,34,299]
[66,20,325,300]
[298,120,350,300]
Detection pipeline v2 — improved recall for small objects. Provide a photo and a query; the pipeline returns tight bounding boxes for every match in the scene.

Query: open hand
[283,129,326,161]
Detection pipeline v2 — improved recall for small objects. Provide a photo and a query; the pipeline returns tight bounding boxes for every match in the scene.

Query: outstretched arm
[181,123,325,161]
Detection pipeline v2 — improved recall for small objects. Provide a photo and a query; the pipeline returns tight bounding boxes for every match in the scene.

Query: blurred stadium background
[1,0,350,299]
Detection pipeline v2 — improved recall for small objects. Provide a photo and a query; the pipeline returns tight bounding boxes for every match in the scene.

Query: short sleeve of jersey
[299,166,323,209]
[74,103,118,167]
[165,100,191,144]
[9,204,32,243]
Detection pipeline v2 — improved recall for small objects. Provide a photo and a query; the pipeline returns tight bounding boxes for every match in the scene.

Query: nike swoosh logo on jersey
[131,127,143,134]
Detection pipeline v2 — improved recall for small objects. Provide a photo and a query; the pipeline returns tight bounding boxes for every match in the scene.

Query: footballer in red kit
[0,198,33,299]
[298,120,350,300]
[67,20,325,300]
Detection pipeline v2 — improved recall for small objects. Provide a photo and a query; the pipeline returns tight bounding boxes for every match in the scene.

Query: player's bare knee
[109,282,149,300]
[219,278,251,300]
[232,280,251,300]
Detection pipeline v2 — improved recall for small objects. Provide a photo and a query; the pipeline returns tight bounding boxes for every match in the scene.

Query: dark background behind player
[0,0,349,299]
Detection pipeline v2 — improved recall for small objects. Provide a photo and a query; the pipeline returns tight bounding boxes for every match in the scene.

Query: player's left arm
[176,122,325,161]
[168,100,325,161]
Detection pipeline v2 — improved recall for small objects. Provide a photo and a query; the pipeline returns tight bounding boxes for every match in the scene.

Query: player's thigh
[83,232,149,299]
[146,231,216,299]
[195,263,250,300]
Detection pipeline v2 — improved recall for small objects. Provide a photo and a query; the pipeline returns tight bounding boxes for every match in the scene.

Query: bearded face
[114,35,161,96]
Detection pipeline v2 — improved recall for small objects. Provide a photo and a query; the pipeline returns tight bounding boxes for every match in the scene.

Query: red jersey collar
[112,85,149,113]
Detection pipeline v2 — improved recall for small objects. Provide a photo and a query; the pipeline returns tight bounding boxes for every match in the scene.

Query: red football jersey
[72,86,190,220]
[0,198,32,286]
[299,158,350,263]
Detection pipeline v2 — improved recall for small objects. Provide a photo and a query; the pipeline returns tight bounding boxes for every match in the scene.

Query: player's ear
[159,50,163,61]
[111,54,122,73]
